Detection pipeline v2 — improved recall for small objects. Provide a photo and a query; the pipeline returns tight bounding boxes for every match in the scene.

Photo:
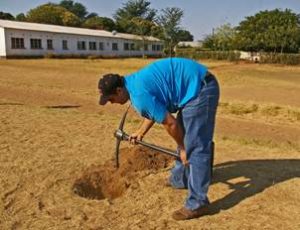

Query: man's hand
[128,131,144,145]
[128,118,154,145]
[179,148,189,166]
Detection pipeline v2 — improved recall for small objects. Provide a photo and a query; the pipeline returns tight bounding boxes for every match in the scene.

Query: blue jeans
[169,74,220,210]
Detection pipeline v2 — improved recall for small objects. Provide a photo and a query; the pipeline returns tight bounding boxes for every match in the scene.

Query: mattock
[113,105,179,168]
[113,106,215,177]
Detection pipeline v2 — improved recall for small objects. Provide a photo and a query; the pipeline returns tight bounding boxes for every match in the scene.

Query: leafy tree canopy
[203,23,236,50]
[235,8,300,53]
[0,11,14,20]
[85,12,98,20]
[26,3,81,27]
[15,13,26,21]
[59,0,87,19]
[157,7,184,55]
[114,0,156,21]
[177,29,194,41]
[114,0,156,33]
[157,7,183,40]
[82,16,116,31]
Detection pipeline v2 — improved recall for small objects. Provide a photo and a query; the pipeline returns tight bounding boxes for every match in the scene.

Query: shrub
[260,53,300,65]
[176,49,240,62]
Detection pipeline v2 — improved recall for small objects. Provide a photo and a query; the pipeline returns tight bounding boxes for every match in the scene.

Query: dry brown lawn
[0,58,299,230]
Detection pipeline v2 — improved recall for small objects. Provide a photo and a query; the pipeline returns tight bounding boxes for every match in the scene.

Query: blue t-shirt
[124,57,208,123]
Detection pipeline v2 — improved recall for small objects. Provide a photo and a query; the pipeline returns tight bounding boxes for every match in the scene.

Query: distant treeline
[178,8,300,64]
[1,1,300,58]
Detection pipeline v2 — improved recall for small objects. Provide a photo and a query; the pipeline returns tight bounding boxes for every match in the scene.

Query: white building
[177,41,203,48]
[0,19,163,58]
[239,51,261,62]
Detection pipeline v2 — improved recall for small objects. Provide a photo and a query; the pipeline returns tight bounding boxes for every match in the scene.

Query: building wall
[4,28,163,57]
[0,27,6,57]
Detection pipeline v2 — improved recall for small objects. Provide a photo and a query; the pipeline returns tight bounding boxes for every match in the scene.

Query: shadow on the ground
[0,102,24,106]
[210,159,300,214]
[44,105,81,109]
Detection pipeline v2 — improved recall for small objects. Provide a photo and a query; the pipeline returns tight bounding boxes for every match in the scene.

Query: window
[77,41,86,50]
[152,44,162,51]
[144,44,148,51]
[124,43,129,51]
[152,44,156,51]
[130,43,135,51]
[47,39,53,50]
[89,41,97,50]
[112,43,118,51]
[30,39,42,49]
[62,40,68,50]
[11,37,25,49]
[99,42,104,50]
[156,44,163,51]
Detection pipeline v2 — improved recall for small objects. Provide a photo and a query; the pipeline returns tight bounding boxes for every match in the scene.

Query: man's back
[124,58,208,122]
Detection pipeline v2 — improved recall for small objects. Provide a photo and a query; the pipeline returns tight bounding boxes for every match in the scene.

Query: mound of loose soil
[73,146,173,200]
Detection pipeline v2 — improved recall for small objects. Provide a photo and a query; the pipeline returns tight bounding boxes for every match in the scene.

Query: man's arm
[129,118,154,144]
[162,112,188,165]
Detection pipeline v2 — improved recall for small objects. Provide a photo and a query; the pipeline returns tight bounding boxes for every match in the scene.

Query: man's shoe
[172,206,209,221]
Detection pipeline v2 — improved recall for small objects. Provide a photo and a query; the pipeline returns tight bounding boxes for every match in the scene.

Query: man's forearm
[162,113,185,149]
[138,118,155,136]
[162,112,189,164]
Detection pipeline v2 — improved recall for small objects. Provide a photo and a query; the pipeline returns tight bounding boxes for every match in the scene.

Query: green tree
[150,24,164,39]
[114,0,156,34]
[235,9,300,53]
[177,29,194,41]
[130,17,159,57]
[15,13,26,21]
[203,23,236,50]
[202,34,215,49]
[131,17,155,35]
[85,12,98,19]
[157,7,184,56]
[62,11,82,27]
[0,11,14,20]
[59,0,87,19]
[26,4,81,27]
[82,16,116,31]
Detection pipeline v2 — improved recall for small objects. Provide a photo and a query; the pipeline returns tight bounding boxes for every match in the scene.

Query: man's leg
[173,76,219,220]
[169,111,189,189]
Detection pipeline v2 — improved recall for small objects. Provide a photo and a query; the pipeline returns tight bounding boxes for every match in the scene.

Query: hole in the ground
[73,146,173,200]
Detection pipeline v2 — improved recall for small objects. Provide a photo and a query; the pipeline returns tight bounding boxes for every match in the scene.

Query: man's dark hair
[98,73,124,94]
[98,73,124,105]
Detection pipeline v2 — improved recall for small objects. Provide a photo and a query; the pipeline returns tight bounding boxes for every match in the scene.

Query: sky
[1,0,300,40]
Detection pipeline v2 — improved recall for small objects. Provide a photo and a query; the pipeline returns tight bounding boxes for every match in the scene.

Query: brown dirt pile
[72,146,173,200]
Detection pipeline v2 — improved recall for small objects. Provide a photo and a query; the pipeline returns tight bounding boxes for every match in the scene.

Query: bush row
[176,48,300,65]
[175,49,240,62]
[260,53,300,65]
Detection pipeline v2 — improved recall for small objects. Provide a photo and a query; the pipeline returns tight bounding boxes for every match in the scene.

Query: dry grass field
[0,58,299,230]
